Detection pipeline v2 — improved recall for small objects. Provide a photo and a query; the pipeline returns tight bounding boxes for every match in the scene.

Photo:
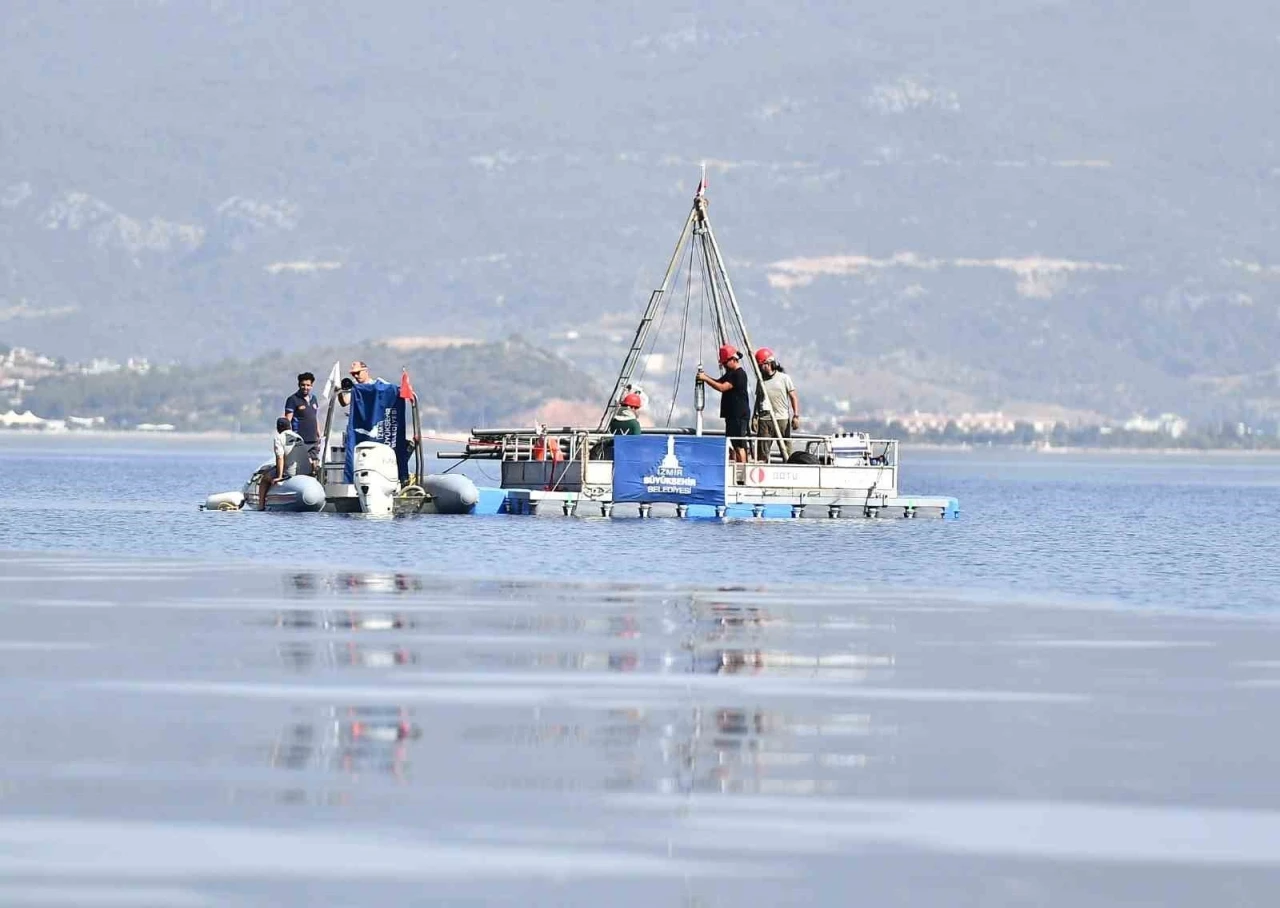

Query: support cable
[697,234,728,346]
[666,240,697,426]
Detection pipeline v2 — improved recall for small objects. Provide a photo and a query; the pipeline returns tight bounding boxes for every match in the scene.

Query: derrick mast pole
[599,171,782,446]
[598,207,698,432]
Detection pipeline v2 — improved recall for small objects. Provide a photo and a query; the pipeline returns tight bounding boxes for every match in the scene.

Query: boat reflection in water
[270,706,422,780]
[267,571,429,788]
[644,597,894,796]
[275,571,426,635]
[255,574,895,803]
[288,571,425,596]
[442,592,895,797]
[276,639,417,672]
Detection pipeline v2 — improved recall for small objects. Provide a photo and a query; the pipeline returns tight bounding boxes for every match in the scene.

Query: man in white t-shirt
[752,347,801,461]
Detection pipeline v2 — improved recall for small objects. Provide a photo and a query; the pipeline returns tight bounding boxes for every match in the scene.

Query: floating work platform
[487,487,959,519]
[440,176,959,522]
[443,430,960,520]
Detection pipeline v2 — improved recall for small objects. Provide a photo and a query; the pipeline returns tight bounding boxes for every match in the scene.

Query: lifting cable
[696,236,716,344]
[698,234,731,348]
[707,240,748,359]
[666,239,697,426]
[701,244,711,368]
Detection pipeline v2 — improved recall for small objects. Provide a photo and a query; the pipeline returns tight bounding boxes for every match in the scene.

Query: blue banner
[612,435,726,506]
[344,380,410,483]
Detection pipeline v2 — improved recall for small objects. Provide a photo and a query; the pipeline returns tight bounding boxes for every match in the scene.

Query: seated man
[257,417,313,509]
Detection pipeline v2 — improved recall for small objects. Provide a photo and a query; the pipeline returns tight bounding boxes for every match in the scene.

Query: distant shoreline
[906,441,1280,456]
[0,428,473,444]
[0,429,253,443]
[1,429,1278,456]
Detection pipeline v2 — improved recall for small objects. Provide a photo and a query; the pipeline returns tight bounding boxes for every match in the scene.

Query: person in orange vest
[696,344,751,464]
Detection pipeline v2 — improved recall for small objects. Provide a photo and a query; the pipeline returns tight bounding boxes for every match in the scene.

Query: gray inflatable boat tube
[422,474,480,514]
[263,475,327,512]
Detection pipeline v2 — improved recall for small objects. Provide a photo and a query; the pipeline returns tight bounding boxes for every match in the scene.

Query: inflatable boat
[203,373,479,516]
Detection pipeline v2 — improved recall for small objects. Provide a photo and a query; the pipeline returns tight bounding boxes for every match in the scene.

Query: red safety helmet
[754,347,774,366]
[620,392,642,409]
[717,344,740,365]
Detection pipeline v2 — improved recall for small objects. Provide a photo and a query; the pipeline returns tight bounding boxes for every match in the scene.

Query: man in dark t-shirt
[283,372,320,463]
[696,345,752,463]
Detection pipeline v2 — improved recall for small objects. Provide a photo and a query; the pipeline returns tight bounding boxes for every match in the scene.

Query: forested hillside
[19,339,601,431]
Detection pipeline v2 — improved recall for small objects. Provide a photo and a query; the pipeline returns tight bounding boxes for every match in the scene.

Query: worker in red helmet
[696,344,751,463]
[610,389,644,435]
[752,347,801,461]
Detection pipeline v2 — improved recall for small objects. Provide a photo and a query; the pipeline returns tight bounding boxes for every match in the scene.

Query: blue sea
[3,434,1278,609]
[2,434,1280,906]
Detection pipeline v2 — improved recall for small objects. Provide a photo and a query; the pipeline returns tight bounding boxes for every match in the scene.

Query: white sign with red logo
[745,465,820,486]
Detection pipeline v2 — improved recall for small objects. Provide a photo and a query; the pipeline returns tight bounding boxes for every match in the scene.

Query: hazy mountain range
[2,0,1278,423]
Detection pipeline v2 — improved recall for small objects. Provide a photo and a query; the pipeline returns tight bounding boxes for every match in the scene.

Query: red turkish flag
[399,369,416,401]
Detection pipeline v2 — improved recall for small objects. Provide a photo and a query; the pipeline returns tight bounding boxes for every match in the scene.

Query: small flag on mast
[399,368,416,401]
[319,360,341,400]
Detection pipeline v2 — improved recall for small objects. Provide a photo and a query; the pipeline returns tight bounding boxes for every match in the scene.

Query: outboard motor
[354,442,399,516]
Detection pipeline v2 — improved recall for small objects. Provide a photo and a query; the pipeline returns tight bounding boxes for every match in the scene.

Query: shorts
[725,416,752,451]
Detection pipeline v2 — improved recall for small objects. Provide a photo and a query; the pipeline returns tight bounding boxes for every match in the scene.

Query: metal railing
[439,428,898,469]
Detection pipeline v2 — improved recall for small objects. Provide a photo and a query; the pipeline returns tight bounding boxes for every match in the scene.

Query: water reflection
[288,571,425,596]
[642,597,892,794]
[478,611,645,637]
[273,610,413,632]
[269,574,426,786]
[683,598,889,681]
[688,648,889,679]
[270,706,421,779]
[654,705,883,796]
[257,579,895,799]
[701,601,780,632]
[276,641,417,672]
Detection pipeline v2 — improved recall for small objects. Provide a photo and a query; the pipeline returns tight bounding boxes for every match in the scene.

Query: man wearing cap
[752,348,800,461]
[337,360,371,409]
[334,360,378,464]
[696,345,752,464]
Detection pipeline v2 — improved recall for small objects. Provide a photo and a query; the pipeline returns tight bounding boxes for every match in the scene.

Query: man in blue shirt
[283,372,320,464]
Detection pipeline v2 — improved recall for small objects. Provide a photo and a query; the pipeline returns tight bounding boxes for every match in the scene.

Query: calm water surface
[2,435,1280,906]
[1,433,1279,609]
